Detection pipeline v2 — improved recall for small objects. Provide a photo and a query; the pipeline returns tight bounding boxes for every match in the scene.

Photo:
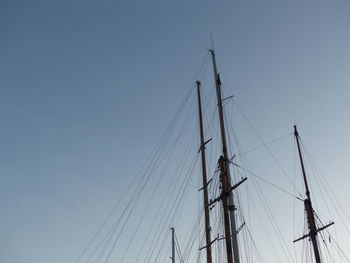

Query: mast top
[293,125,298,136]
[294,125,311,199]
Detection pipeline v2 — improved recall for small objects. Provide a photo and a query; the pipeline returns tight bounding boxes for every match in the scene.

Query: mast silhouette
[196,81,213,263]
[171,228,175,263]
[293,125,334,263]
[209,49,243,263]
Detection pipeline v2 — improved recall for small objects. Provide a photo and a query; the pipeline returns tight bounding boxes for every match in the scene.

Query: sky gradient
[1,0,350,262]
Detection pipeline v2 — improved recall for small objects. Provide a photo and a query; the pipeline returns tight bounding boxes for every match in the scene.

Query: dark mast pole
[210,49,239,263]
[294,125,322,263]
[196,81,213,263]
[218,155,234,263]
[171,228,175,263]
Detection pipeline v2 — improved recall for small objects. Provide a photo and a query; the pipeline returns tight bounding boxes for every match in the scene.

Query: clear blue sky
[1,0,350,262]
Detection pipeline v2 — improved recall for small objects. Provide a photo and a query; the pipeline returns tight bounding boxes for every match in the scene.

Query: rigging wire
[234,164,303,201]
[297,137,350,262]
[149,157,199,263]
[225,113,296,263]
[175,231,185,263]
[235,133,293,157]
[132,124,197,262]
[119,88,198,262]
[232,99,303,197]
[145,133,199,261]
[75,51,214,263]
[300,138,350,235]
[75,83,194,263]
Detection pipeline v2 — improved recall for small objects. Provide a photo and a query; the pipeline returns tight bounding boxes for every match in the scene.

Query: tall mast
[196,81,213,263]
[171,228,175,263]
[218,155,235,263]
[293,125,334,263]
[209,49,241,263]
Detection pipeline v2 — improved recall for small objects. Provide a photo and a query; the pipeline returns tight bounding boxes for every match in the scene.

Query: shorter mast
[196,81,213,263]
[293,125,334,263]
[171,228,175,263]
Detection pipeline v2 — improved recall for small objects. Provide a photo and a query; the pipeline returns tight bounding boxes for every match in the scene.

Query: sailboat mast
[209,49,240,263]
[294,126,322,263]
[196,81,213,263]
[218,155,235,263]
[171,228,175,263]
